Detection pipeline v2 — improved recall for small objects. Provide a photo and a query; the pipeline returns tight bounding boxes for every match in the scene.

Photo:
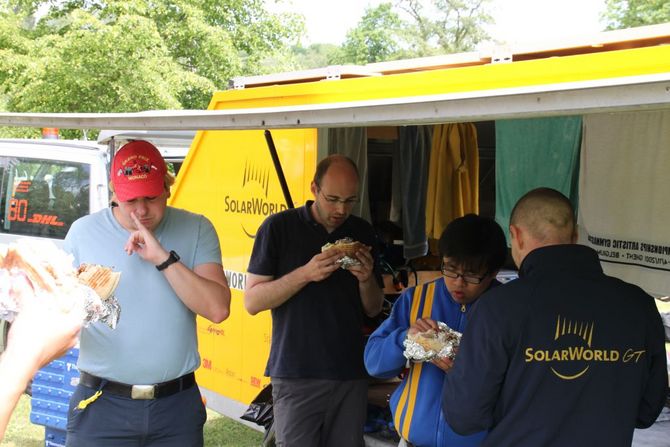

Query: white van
[0,139,110,247]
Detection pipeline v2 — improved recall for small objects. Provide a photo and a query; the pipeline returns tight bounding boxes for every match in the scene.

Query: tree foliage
[0,0,498,134]
[328,0,492,66]
[602,0,670,30]
[0,0,304,133]
[291,43,343,69]
[339,3,404,64]
[398,0,491,56]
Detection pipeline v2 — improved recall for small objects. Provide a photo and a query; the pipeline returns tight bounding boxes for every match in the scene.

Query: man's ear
[509,224,523,250]
[310,181,318,197]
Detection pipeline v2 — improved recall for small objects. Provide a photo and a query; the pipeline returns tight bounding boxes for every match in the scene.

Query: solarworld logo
[524,315,646,380]
[223,160,287,239]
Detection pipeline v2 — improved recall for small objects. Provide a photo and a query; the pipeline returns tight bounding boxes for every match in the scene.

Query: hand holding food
[0,239,121,328]
[403,321,461,362]
[408,317,439,336]
[6,297,82,367]
[321,237,364,269]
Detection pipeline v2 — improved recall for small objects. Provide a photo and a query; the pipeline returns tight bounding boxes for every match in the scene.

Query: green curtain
[495,116,582,243]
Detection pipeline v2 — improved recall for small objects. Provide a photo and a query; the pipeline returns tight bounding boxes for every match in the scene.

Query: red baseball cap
[111,140,167,202]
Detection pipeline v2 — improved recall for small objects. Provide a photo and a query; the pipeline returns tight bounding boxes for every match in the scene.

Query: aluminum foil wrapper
[0,270,120,329]
[335,255,361,269]
[81,287,121,329]
[403,321,462,362]
[321,237,362,270]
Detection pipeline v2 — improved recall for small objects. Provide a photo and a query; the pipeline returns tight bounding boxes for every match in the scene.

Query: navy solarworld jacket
[443,244,668,447]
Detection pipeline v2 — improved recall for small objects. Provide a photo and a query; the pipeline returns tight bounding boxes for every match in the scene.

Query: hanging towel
[327,127,372,223]
[495,116,582,243]
[578,111,670,297]
[425,123,479,241]
[393,126,433,259]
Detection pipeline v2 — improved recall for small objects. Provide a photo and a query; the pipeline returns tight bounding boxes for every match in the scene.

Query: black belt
[78,371,196,400]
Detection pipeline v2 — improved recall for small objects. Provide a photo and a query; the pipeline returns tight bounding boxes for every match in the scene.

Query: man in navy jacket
[443,187,668,447]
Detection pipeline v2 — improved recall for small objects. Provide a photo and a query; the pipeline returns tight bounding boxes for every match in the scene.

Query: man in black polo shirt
[245,154,384,447]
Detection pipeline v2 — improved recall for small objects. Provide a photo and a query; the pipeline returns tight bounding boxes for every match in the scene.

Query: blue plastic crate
[44,427,66,447]
[31,348,79,432]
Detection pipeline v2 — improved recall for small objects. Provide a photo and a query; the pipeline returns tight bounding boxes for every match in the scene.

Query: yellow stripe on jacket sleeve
[398,282,437,439]
[394,286,425,433]
[421,282,436,320]
[400,362,424,439]
[400,282,436,438]
[409,286,423,322]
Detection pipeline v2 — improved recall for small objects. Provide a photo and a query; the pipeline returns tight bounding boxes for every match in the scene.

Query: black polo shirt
[247,201,380,380]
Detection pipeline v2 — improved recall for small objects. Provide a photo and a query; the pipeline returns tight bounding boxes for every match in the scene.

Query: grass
[1,396,41,447]
[1,394,264,447]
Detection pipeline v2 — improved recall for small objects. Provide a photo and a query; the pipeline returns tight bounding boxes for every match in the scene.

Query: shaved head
[510,188,576,245]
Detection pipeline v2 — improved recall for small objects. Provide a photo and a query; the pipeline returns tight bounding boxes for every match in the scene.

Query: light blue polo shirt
[64,206,221,384]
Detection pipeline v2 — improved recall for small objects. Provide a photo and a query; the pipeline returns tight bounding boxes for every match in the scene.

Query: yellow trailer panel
[212,45,670,110]
[171,128,316,405]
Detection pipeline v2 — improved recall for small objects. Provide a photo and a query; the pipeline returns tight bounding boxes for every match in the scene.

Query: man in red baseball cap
[63,140,231,446]
[111,140,168,203]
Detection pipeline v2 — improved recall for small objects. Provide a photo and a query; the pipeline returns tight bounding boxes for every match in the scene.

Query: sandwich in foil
[0,239,121,329]
[321,237,363,269]
[403,321,461,362]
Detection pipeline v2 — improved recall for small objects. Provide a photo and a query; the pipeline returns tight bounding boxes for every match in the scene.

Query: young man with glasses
[245,154,384,447]
[365,214,507,447]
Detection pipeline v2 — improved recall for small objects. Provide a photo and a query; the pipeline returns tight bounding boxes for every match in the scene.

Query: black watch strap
[156,250,180,271]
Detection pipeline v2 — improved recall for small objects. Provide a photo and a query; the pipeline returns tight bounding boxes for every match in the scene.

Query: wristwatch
[156,250,180,271]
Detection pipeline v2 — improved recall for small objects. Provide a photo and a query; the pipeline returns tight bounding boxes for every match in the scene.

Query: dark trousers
[65,383,206,447]
[271,377,368,447]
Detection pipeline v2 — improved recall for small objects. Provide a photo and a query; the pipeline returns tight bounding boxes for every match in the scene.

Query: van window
[0,156,90,240]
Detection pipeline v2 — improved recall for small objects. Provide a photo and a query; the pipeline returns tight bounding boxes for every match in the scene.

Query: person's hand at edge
[5,299,82,371]
[0,301,82,440]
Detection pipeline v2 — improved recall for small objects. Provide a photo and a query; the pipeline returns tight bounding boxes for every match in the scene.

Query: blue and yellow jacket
[364,278,489,447]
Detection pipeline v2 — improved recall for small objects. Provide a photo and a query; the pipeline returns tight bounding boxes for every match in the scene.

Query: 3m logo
[250,376,261,388]
[202,358,213,370]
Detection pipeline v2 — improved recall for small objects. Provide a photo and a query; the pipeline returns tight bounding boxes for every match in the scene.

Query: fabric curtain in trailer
[495,116,582,242]
[327,127,372,223]
[391,126,433,259]
[578,111,670,298]
[425,123,479,242]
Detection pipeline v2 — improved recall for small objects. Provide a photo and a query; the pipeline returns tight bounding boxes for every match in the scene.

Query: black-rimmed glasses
[440,263,487,285]
[318,189,358,206]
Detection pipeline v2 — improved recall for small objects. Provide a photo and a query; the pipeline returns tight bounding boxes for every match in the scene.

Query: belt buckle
[131,385,155,400]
